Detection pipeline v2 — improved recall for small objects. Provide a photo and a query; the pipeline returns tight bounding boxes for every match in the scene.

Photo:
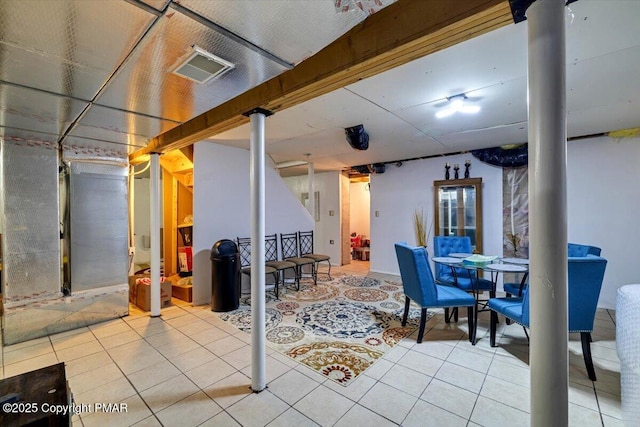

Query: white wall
[370,153,503,275]
[138,136,636,310]
[567,136,640,309]
[193,142,313,305]
[282,171,342,262]
[369,137,639,309]
[350,181,371,238]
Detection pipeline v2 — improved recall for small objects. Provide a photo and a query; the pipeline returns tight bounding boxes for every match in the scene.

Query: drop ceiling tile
[568,102,640,138]
[211,87,391,145]
[567,45,640,113]
[298,88,391,129]
[268,128,348,158]
[566,1,640,63]
[395,77,528,141]
[438,123,528,151]
[346,22,528,112]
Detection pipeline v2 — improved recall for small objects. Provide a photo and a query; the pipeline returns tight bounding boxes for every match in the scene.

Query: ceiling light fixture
[435,94,481,119]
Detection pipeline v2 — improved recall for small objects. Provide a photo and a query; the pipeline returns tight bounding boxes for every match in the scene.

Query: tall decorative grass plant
[414,208,432,247]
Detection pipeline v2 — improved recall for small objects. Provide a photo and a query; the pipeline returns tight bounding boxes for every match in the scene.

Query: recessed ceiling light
[172,46,235,84]
[436,94,480,118]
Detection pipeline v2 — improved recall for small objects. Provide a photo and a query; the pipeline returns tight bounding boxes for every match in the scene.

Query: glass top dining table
[431,255,529,299]
[432,255,529,344]
[432,256,529,276]
[431,257,529,296]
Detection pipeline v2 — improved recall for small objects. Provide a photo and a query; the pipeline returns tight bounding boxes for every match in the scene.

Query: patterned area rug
[218,275,430,386]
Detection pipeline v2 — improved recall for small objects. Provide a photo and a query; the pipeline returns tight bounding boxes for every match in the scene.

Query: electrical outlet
[330,240,334,244]
[128,246,136,256]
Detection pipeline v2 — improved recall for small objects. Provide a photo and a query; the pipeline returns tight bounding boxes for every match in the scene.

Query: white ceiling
[210,0,640,176]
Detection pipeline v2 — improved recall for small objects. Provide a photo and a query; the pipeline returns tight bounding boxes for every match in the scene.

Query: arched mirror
[434,177,483,253]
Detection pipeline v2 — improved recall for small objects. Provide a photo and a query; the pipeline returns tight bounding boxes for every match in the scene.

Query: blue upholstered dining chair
[433,236,494,292]
[503,243,601,297]
[489,254,608,380]
[567,243,602,257]
[433,236,494,326]
[395,242,476,344]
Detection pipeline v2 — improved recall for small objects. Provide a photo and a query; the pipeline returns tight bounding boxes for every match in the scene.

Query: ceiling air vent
[172,46,234,84]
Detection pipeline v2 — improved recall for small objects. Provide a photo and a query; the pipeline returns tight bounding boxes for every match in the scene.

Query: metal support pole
[308,161,315,223]
[150,153,161,317]
[527,0,568,425]
[249,110,267,392]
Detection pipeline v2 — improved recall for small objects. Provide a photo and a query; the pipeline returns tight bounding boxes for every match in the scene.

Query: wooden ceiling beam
[179,146,194,163]
[130,0,512,163]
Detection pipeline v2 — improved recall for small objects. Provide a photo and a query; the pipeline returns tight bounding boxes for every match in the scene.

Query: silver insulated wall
[1,141,61,305]
[69,162,129,291]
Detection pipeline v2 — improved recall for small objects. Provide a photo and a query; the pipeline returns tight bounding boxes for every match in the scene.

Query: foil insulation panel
[3,284,129,345]
[63,136,131,160]
[0,83,89,138]
[139,0,172,12]
[0,128,59,146]
[1,141,61,304]
[0,0,156,100]
[69,162,128,292]
[70,104,180,147]
[179,0,394,65]
[94,9,288,122]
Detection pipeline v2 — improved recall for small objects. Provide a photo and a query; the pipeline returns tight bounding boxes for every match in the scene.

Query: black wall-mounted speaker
[369,163,385,174]
[345,124,369,151]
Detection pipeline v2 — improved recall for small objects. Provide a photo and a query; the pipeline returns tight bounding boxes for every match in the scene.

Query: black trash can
[210,239,241,312]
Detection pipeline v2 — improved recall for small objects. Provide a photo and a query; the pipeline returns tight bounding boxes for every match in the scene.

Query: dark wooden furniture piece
[0,363,71,427]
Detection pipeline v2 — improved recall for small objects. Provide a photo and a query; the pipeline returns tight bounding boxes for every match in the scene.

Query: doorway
[349,176,370,264]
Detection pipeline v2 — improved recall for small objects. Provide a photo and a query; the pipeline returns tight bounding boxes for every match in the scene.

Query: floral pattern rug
[218,275,429,386]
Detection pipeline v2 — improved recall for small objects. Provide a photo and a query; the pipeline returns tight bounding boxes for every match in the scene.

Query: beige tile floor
[1,260,622,426]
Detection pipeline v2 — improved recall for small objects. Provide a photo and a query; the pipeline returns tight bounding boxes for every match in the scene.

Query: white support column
[150,153,161,317]
[128,166,136,275]
[249,109,270,392]
[308,161,315,224]
[527,0,568,425]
